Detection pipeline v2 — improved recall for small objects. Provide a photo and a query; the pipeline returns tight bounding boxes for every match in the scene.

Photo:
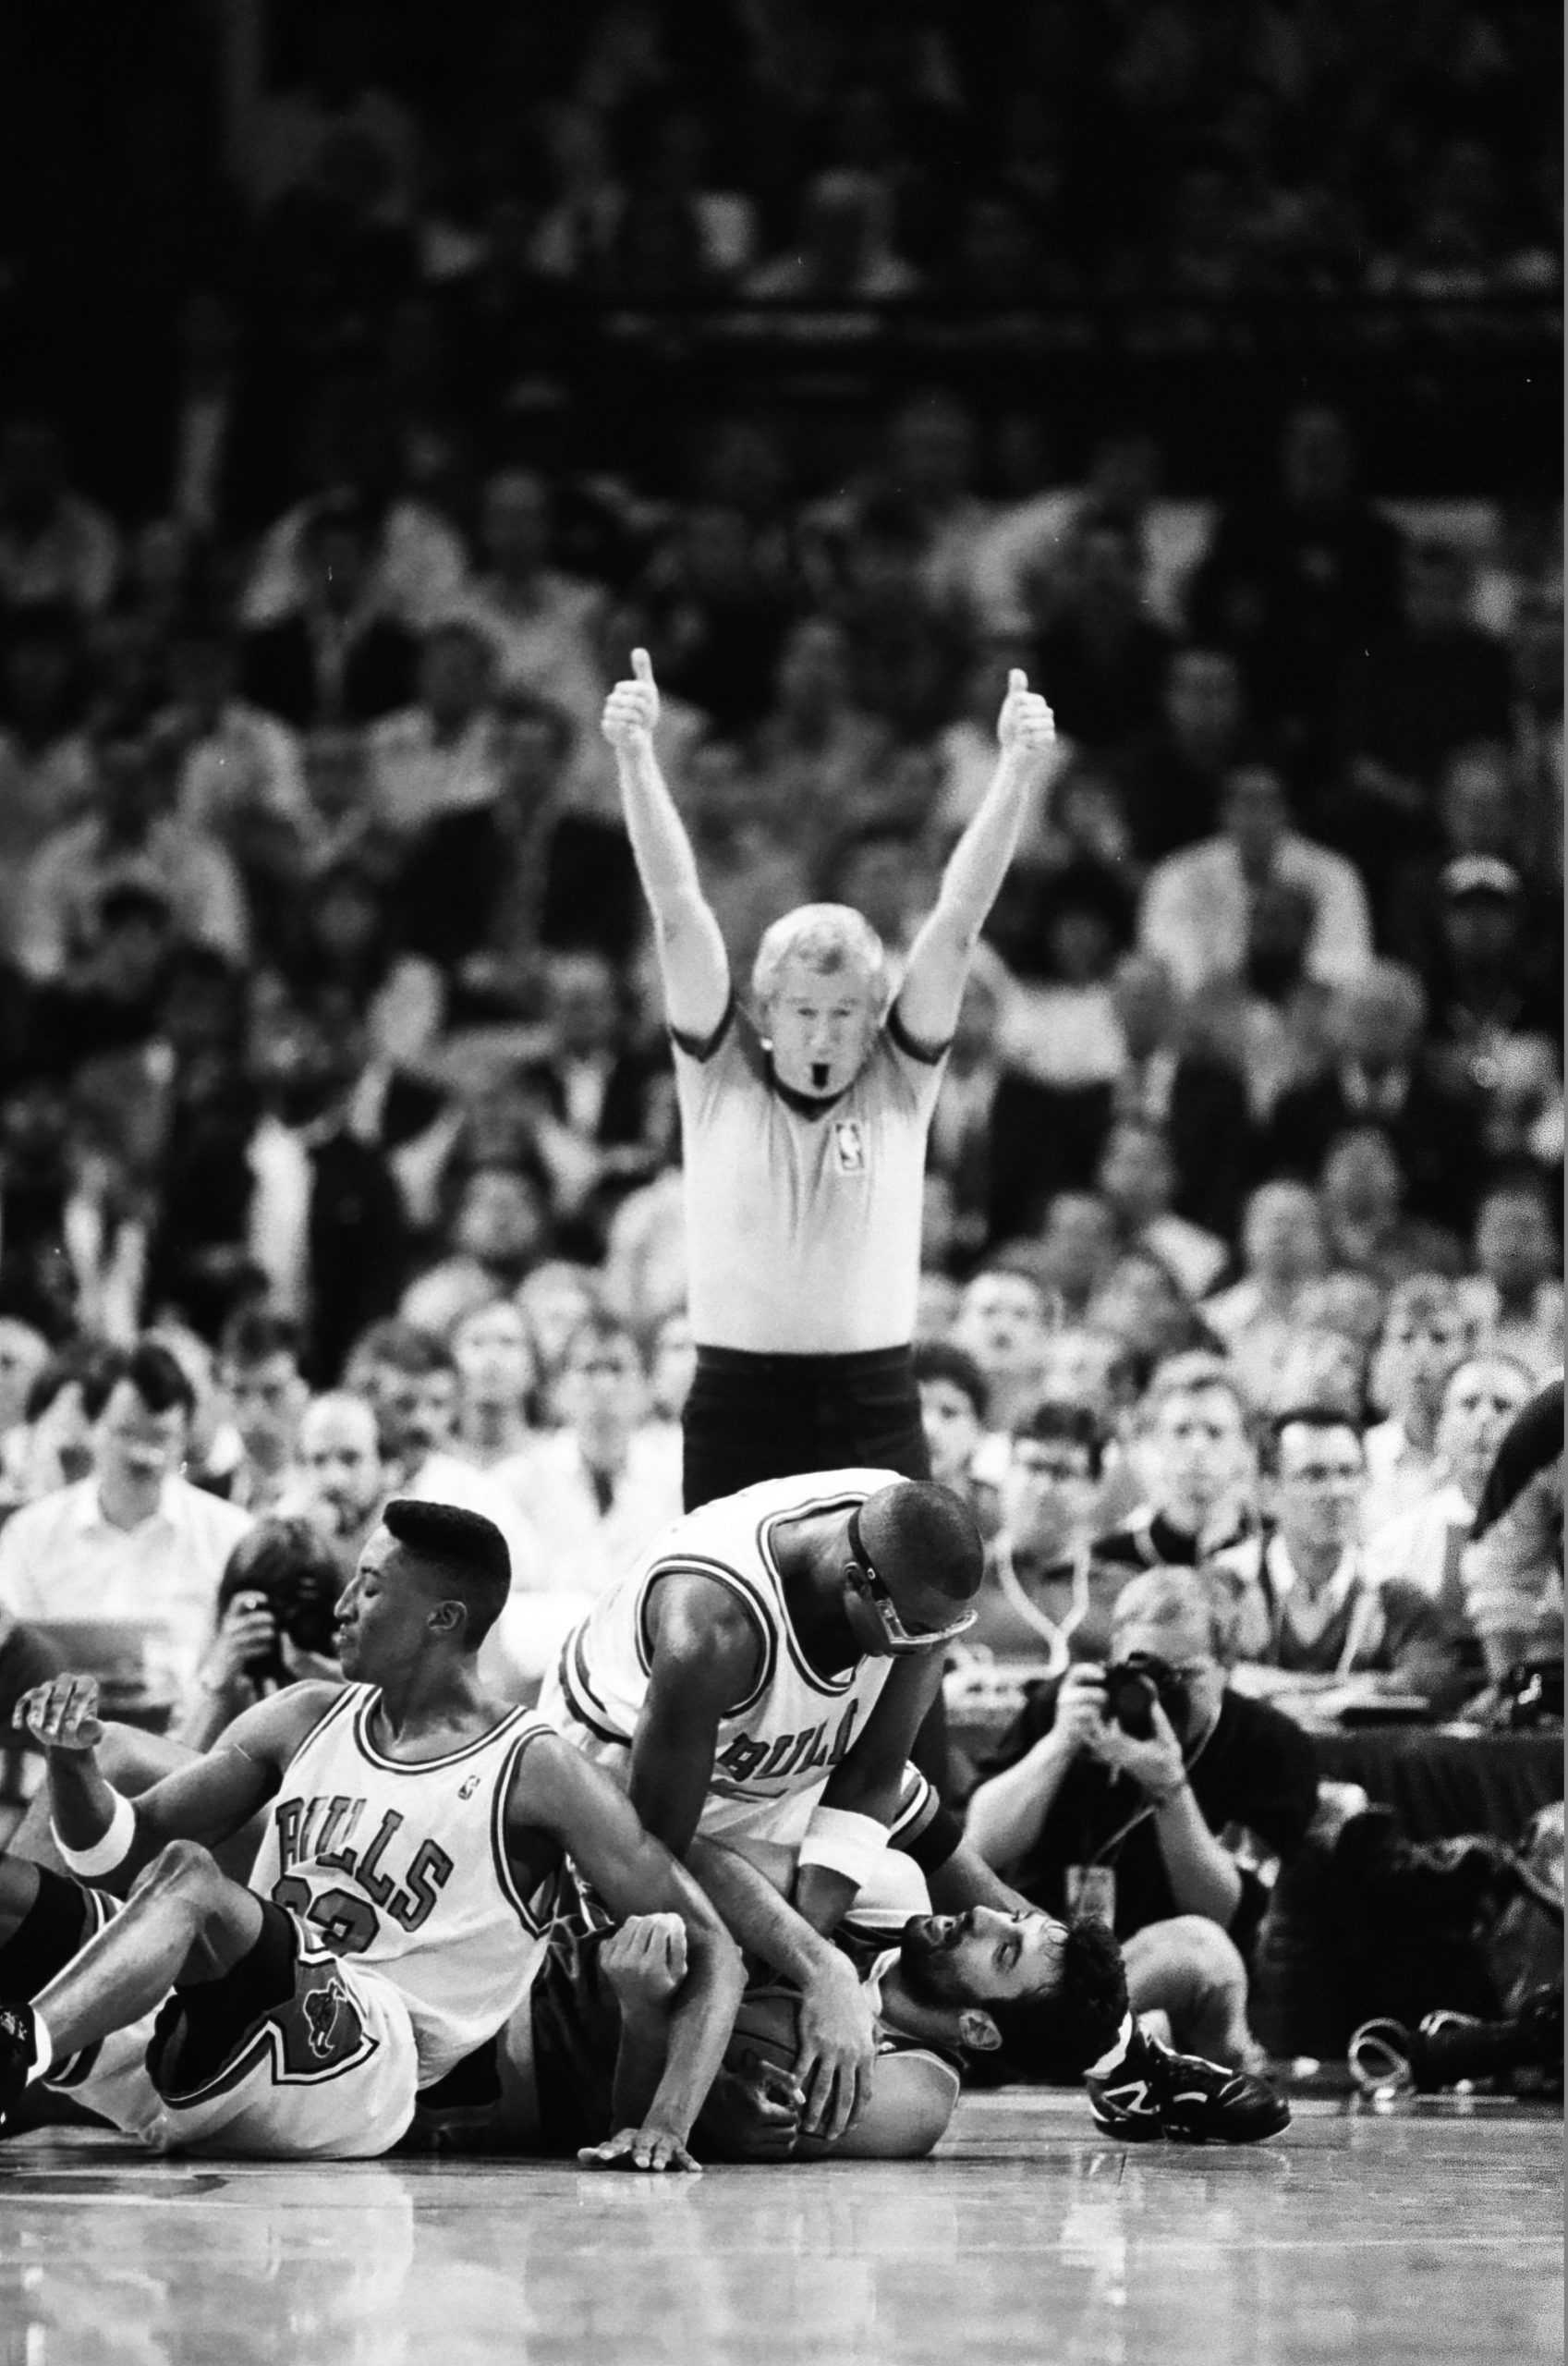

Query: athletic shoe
[0,2003,39,2131]
[1350,1987,1563,2096]
[1088,2037,1291,2144]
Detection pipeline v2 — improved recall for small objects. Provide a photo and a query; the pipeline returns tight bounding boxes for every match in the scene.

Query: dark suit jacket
[241,615,418,729]
[1261,1065,1488,1233]
[1008,1055,1254,1241]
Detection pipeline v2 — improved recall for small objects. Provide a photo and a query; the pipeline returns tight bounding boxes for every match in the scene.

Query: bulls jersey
[249,1686,555,2085]
[540,1469,899,1846]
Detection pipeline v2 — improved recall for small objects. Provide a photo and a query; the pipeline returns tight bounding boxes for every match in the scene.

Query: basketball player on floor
[540,1468,1288,2146]
[602,646,1057,1516]
[0,1499,743,2168]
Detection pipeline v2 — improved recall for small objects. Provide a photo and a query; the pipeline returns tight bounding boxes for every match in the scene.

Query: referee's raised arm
[602,648,731,1042]
[895,667,1057,1050]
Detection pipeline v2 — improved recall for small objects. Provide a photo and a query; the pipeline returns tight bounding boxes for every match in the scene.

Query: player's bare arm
[895,667,1056,1048]
[504,1732,745,2173]
[794,1653,944,1938]
[13,1676,339,1894]
[627,1575,762,1860]
[688,1836,876,2142]
[602,647,730,1040]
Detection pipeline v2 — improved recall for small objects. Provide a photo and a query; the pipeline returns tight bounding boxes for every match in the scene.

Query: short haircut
[560,1311,643,1371]
[966,1918,1131,2086]
[912,1339,990,1423]
[1010,1397,1109,1478]
[1144,1351,1249,1424]
[1477,1166,1557,1219]
[1379,1274,1466,1338]
[859,1481,983,1605]
[1112,1564,1241,1665]
[381,1497,511,1645]
[750,903,887,1016]
[24,1337,103,1425]
[221,1306,302,1371]
[346,1319,453,1381]
[1264,1404,1365,1476]
[81,1340,195,1425]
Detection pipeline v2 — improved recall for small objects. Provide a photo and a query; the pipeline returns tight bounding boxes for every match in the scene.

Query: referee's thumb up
[632,647,655,685]
[1007,667,1027,695]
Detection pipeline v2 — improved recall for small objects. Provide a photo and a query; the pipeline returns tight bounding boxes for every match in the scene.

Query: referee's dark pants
[682,1343,954,1800]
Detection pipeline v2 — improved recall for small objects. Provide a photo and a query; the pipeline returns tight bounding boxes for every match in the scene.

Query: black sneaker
[0,2003,39,2131]
[1088,2037,1291,2144]
[1351,1987,1564,2097]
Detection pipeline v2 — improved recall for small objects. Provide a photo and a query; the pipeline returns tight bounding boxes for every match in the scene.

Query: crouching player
[0,1501,742,2169]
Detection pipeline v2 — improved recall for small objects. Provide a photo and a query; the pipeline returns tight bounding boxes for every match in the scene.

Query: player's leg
[4,1840,265,2105]
[1122,1915,1260,2068]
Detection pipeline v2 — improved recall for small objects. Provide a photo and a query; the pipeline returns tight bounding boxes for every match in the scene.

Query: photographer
[965,1567,1317,2066]
[176,1517,344,1748]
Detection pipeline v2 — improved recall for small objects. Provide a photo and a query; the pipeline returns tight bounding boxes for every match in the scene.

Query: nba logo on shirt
[833,1121,867,1176]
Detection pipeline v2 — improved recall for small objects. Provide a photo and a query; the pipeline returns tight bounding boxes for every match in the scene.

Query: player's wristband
[53,1791,136,1879]
[798,1807,890,1892]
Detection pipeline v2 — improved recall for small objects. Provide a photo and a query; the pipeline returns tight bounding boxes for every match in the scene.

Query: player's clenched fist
[996,667,1056,765]
[14,1674,104,1754]
[601,646,661,751]
[601,1911,688,2013]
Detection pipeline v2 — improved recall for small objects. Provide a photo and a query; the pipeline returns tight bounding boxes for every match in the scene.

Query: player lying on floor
[0,1501,743,2168]
[539,1467,1290,2149]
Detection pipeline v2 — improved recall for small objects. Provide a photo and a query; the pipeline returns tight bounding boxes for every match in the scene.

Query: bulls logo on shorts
[303,1982,345,2061]
[279,1959,374,2082]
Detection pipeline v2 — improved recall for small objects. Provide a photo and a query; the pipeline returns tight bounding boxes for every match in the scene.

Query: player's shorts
[40,1884,419,2160]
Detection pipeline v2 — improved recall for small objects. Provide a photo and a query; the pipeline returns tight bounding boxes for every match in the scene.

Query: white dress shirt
[1139,832,1373,994]
[0,1475,253,1694]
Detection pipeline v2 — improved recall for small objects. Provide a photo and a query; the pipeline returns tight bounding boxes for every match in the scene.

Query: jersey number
[273,1874,381,1957]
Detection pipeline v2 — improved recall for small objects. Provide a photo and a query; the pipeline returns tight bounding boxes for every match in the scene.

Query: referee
[602,645,1056,1514]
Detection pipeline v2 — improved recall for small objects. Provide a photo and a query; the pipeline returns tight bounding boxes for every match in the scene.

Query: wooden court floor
[1,2092,1560,2366]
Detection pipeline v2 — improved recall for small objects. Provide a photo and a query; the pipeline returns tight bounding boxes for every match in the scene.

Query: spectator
[493,1312,682,1672]
[516,1260,602,1393]
[1115,644,1250,864]
[638,503,796,736]
[1463,1172,1565,1382]
[1263,961,1489,1236]
[0,1339,251,1703]
[176,1515,346,1750]
[452,470,605,769]
[1218,1409,1464,1705]
[1365,1354,1535,1680]
[1033,1194,1121,1325]
[163,612,309,848]
[1140,762,1373,998]
[1425,860,1563,1167]
[913,1337,990,1502]
[748,616,893,847]
[217,1305,310,1515]
[447,1298,537,1471]
[0,604,96,958]
[282,1385,387,1567]
[646,1307,697,1429]
[18,710,249,986]
[1028,512,1173,752]
[1363,1275,1476,1531]
[953,1263,1056,1434]
[1318,1129,1465,1293]
[747,169,921,301]
[1096,1117,1228,1302]
[517,949,675,1260]
[824,494,972,738]
[1187,402,1404,748]
[1203,1182,1330,1415]
[400,1163,552,1341]
[0,1340,99,1507]
[0,418,119,616]
[977,1398,1116,1668]
[366,619,511,841]
[1096,1353,1255,1573]
[1086,1250,1213,1396]
[1503,573,1563,872]
[0,1320,50,1470]
[966,1565,1319,2067]
[240,494,419,729]
[1337,539,1513,819]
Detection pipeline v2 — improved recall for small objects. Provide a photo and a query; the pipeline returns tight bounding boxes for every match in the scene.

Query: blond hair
[749,903,888,1018]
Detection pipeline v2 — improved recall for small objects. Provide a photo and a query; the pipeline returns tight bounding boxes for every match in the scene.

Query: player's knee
[1161,1914,1248,2001]
[138,1837,220,1900]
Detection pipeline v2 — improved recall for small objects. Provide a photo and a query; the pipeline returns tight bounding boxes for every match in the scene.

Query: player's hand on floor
[601,1913,688,2017]
[796,1954,877,2141]
[14,1675,104,1754]
[601,647,661,750]
[578,2121,701,2174]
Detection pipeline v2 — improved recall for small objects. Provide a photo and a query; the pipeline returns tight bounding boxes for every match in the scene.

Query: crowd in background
[0,0,1562,1733]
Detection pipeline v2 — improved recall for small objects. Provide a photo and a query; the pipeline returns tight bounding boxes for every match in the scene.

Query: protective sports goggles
[845,1505,978,1655]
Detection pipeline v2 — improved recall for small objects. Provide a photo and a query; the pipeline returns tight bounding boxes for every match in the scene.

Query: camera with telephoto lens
[216,1519,346,1687]
[1101,1653,1191,1741]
